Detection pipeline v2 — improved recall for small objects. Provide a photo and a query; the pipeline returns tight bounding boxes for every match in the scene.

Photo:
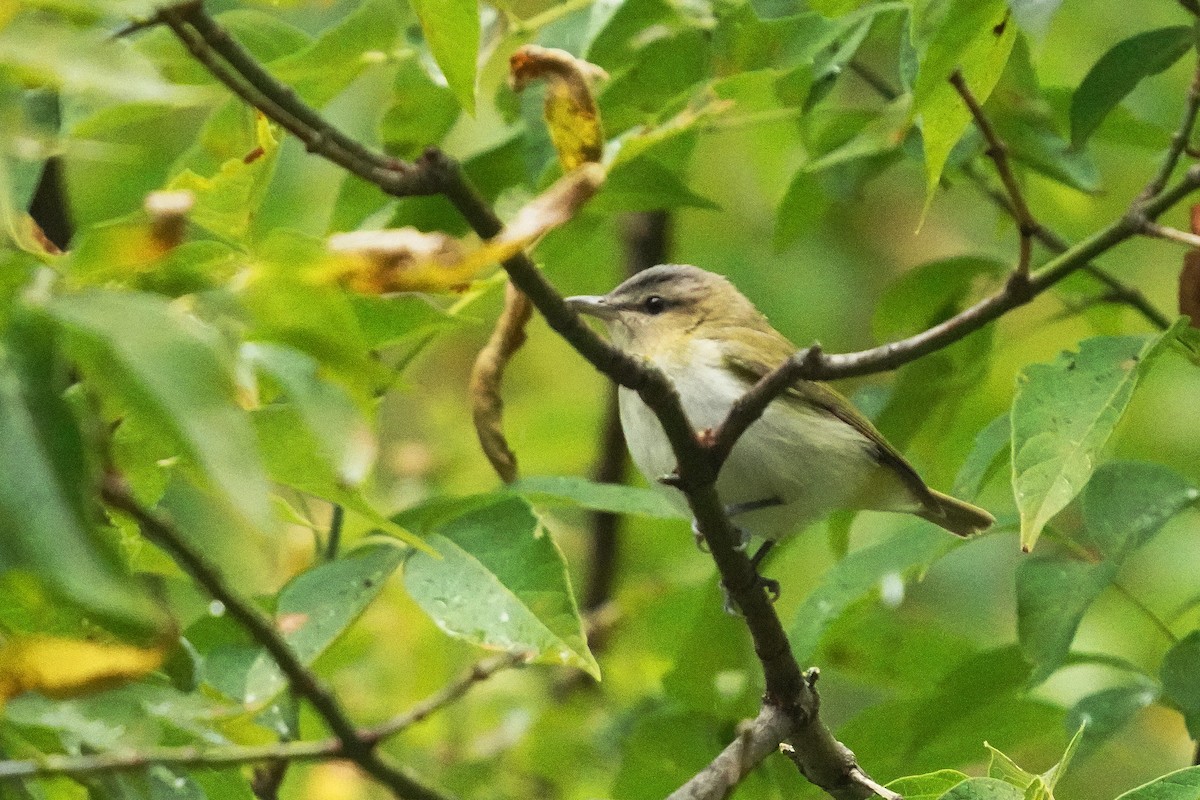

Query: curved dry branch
[469,282,534,483]
[129,6,1200,799]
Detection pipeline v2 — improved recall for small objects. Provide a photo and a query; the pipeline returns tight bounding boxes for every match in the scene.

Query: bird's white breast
[619,338,884,540]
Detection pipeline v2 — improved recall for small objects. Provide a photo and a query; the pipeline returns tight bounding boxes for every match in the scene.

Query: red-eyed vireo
[566,265,993,585]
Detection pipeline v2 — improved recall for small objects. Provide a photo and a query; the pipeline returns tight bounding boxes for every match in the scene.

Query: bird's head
[565,264,769,359]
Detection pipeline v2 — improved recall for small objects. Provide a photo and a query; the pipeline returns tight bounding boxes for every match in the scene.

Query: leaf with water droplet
[404,495,598,678]
[1011,325,1187,551]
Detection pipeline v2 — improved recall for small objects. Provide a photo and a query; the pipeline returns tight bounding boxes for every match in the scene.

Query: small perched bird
[566,265,992,592]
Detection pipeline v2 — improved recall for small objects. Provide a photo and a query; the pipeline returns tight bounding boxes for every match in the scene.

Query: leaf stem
[1111,581,1180,645]
[99,476,452,800]
[949,69,1038,282]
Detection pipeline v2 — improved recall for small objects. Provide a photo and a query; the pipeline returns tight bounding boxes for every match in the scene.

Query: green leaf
[1011,332,1175,551]
[954,413,1012,499]
[1162,630,1200,738]
[250,406,428,552]
[210,542,405,703]
[987,743,1037,788]
[1042,723,1085,790]
[271,0,403,108]
[940,776,1027,799]
[808,0,871,16]
[1114,767,1200,800]
[886,770,970,800]
[912,0,1017,208]
[408,0,479,114]
[48,290,274,532]
[379,62,460,159]
[788,523,951,662]
[1081,462,1200,557]
[1016,461,1197,682]
[510,476,686,519]
[874,256,1006,341]
[804,95,913,174]
[242,342,376,490]
[403,495,598,677]
[0,317,164,638]
[1007,1,1064,39]
[1070,27,1194,148]
[592,158,719,213]
[1066,684,1160,757]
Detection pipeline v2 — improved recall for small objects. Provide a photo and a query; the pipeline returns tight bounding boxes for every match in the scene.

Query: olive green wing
[722,334,934,504]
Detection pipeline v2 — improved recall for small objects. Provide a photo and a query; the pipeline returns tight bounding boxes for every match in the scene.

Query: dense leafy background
[1,0,1199,799]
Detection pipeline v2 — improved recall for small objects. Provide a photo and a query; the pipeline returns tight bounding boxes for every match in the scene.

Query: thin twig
[850,57,1172,331]
[949,69,1037,282]
[960,163,1172,329]
[1141,221,1200,249]
[0,651,521,782]
[1140,59,1200,202]
[326,504,344,561]
[1111,581,1180,645]
[666,706,792,800]
[100,476,452,800]
[709,166,1200,469]
[153,8,1200,799]
[362,651,530,745]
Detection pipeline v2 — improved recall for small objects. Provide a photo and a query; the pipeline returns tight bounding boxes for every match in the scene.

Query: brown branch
[666,706,792,800]
[361,651,530,745]
[851,57,1172,331]
[1140,59,1200,202]
[949,69,1037,282]
[960,163,1172,329]
[710,168,1200,469]
[99,476,452,800]
[469,282,534,483]
[0,650,522,782]
[153,7,1200,798]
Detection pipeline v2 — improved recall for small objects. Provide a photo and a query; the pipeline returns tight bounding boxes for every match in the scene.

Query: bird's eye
[643,295,666,315]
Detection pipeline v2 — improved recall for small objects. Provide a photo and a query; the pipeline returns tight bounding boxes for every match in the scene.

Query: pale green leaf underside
[404,496,598,678]
[1010,331,1170,551]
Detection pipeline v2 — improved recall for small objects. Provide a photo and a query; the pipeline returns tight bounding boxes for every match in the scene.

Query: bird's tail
[918,489,994,537]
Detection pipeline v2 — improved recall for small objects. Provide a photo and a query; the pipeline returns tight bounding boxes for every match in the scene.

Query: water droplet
[208,600,226,617]
[879,572,905,608]
[173,777,187,789]
[558,649,572,664]
[499,611,510,623]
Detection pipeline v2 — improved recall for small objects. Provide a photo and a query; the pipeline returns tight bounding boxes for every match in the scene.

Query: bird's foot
[690,518,710,553]
[721,540,780,614]
[721,573,782,615]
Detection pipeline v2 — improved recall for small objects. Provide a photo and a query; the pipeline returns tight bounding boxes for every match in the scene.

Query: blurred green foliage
[1,0,1199,799]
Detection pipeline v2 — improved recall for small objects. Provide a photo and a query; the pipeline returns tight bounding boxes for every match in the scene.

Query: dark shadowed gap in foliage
[29,158,72,251]
[582,211,672,626]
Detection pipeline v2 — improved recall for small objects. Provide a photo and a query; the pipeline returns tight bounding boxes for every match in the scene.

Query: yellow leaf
[509,45,607,171]
[321,164,605,295]
[0,636,167,702]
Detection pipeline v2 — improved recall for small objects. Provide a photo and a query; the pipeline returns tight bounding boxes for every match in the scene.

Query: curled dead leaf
[145,189,194,251]
[0,635,167,702]
[469,282,533,483]
[323,165,605,295]
[324,228,476,294]
[509,45,607,171]
[1182,251,1200,328]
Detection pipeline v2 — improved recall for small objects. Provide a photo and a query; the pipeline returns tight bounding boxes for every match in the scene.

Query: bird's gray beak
[565,295,619,320]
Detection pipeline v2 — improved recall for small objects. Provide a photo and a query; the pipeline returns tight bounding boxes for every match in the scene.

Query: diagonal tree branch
[850,57,1172,331]
[949,69,1037,283]
[0,650,523,782]
[143,7,1200,799]
[99,476,452,800]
